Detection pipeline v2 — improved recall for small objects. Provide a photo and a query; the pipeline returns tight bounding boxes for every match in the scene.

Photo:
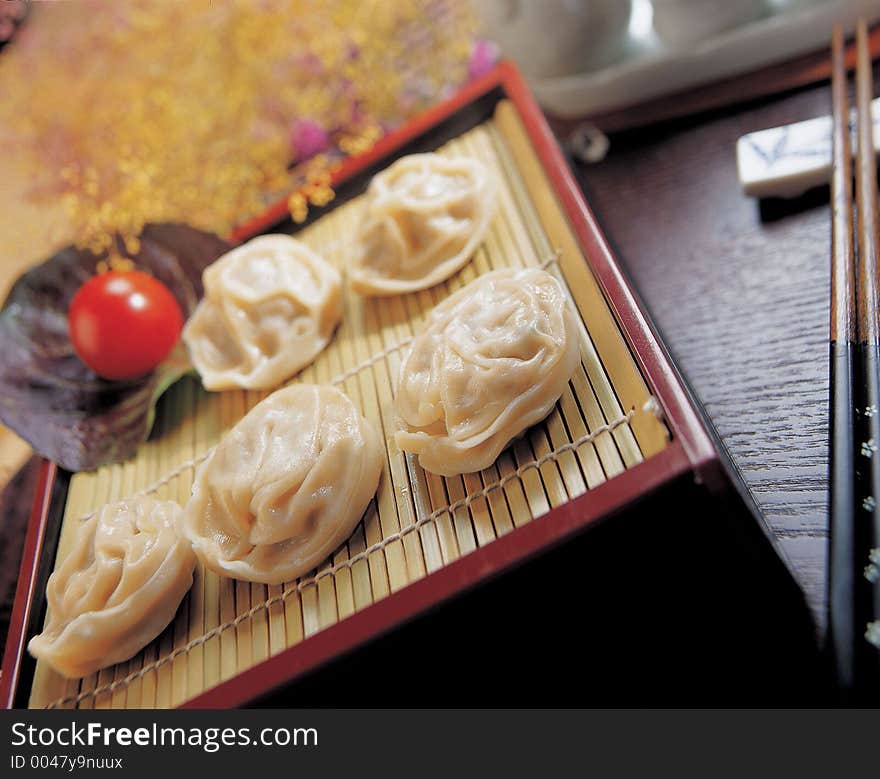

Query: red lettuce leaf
[0,223,231,471]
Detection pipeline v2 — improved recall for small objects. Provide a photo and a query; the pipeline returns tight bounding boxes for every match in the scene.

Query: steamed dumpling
[395,268,580,476]
[28,498,195,679]
[183,384,383,584]
[348,153,496,295]
[183,234,342,390]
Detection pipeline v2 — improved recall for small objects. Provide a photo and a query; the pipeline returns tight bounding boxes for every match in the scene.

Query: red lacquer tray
[2,63,822,708]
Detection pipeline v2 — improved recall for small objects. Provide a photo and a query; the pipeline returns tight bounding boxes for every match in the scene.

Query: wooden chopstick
[828,21,880,700]
[853,19,880,697]
[828,23,858,695]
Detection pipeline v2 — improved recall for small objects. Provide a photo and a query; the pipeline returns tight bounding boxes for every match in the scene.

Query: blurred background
[1,0,874,296]
[3,1,875,279]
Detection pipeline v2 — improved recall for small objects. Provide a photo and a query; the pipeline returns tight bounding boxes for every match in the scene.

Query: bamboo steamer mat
[27,99,670,709]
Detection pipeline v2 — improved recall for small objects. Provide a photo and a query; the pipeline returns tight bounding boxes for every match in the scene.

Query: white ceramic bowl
[652,0,768,48]
[472,0,634,78]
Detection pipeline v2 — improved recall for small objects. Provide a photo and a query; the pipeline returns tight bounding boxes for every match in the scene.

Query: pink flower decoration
[289,119,329,162]
[468,38,499,81]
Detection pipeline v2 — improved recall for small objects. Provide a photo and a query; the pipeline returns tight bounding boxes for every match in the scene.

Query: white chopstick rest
[736,96,880,199]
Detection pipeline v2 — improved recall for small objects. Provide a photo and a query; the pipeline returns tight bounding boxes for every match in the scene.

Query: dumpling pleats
[395,268,580,476]
[28,498,196,679]
[348,153,496,295]
[183,235,342,390]
[184,384,383,584]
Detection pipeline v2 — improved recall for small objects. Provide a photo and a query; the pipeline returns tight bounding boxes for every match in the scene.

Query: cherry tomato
[68,270,184,380]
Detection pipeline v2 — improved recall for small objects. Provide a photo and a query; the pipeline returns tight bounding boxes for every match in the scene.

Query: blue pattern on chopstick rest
[737,97,880,199]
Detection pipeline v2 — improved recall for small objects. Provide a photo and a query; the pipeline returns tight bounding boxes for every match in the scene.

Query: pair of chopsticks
[828,20,880,700]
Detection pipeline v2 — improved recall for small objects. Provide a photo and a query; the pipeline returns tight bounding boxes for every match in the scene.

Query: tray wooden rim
[1,61,716,709]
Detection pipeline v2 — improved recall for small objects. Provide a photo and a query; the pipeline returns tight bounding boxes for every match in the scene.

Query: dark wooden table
[576,81,837,634]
